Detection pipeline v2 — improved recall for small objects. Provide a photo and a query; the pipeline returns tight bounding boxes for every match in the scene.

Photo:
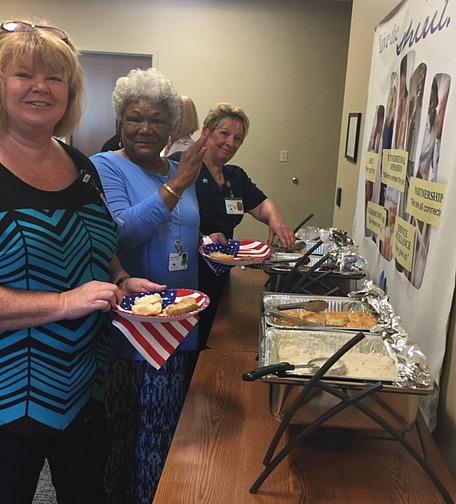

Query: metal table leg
[249,346,453,503]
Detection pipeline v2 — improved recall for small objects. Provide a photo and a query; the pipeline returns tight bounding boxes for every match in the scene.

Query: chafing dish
[244,291,445,500]
[251,308,435,432]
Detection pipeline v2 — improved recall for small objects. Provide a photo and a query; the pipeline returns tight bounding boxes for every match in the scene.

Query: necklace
[207,165,224,187]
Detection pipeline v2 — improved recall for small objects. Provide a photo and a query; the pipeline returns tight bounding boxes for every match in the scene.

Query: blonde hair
[0,19,84,137]
[170,96,199,142]
[203,102,250,139]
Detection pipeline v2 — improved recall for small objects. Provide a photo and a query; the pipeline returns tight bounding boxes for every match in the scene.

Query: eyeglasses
[0,21,69,43]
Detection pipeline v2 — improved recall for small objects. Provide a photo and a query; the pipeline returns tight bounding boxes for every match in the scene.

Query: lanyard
[174,238,183,254]
[163,163,183,254]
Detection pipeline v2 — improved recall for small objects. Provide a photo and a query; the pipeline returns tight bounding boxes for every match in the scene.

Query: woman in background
[170,102,294,348]
[91,68,207,504]
[164,95,199,156]
[0,20,160,503]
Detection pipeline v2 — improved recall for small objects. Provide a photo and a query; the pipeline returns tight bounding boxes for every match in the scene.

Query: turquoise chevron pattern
[0,203,118,430]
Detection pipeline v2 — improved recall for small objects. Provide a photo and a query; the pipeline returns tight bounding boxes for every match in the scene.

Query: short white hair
[112,67,181,126]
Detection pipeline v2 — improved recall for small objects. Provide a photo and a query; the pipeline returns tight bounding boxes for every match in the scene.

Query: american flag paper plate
[114,288,210,323]
[112,289,210,369]
[199,239,272,267]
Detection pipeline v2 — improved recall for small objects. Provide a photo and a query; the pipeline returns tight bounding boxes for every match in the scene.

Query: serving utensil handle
[242,362,295,382]
[293,213,314,234]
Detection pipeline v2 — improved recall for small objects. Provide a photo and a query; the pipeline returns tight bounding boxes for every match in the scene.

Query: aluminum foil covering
[348,280,433,389]
[285,227,367,273]
[328,245,368,273]
[319,228,367,273]
[319,227,354,248]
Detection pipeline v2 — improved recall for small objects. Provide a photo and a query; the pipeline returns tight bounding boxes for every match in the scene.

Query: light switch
[279,150,288,162]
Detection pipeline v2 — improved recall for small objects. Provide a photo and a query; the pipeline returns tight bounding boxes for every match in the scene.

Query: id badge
[169,252,189,271]
[225,198,244,215]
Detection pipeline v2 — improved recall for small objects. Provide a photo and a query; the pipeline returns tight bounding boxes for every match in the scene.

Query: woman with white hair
[91,68,207,504]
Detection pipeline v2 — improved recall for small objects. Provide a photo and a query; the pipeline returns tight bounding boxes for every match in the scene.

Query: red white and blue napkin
[200,239,240,275]
[113,289,209,369]
[200,239,272,276]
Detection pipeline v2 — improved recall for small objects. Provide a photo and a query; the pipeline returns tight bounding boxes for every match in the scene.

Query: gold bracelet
[163,183,181,200]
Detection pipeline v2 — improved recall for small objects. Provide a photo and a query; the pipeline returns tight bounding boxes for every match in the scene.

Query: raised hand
[171,130,209,192]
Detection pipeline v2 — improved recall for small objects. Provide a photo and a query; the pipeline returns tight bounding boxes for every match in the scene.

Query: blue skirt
[104,352,196,504]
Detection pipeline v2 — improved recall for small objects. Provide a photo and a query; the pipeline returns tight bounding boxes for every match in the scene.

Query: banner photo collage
[353,0,455,383]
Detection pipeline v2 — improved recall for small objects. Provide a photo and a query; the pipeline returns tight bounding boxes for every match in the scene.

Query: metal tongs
[266,308,320,327]
[275,300,329,312]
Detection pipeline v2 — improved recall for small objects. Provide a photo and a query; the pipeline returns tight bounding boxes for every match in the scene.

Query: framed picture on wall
[345,112,361,163]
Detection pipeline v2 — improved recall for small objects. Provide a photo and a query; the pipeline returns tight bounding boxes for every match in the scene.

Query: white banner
[353,0,456,385]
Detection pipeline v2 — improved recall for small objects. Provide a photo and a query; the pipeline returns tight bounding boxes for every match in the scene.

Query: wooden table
[153,268,456,503]
[207,267,268,352]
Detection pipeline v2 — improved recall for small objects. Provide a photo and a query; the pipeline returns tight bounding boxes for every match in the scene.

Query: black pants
[198,256,230,349]
[0,400,106,504]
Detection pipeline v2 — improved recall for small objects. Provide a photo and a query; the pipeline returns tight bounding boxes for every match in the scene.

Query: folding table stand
[277,252,340,294]
[265,240,337,293]
[265,240,365,295]
[281,266,365,296]
[245,332,452,503]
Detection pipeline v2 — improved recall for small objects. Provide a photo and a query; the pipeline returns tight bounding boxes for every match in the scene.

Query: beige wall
[332,0,399,234]
[333,0,456,477]
[2,0,351,241]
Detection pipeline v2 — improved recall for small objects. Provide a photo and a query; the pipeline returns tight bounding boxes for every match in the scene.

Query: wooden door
[71,52,152,156]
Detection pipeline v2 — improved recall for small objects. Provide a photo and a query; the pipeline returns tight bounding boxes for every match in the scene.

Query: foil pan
[261,326,399,384]
[269,251,307,263]
[258,321,433,395]
[262,293,377,332]
[267,254,325,269]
